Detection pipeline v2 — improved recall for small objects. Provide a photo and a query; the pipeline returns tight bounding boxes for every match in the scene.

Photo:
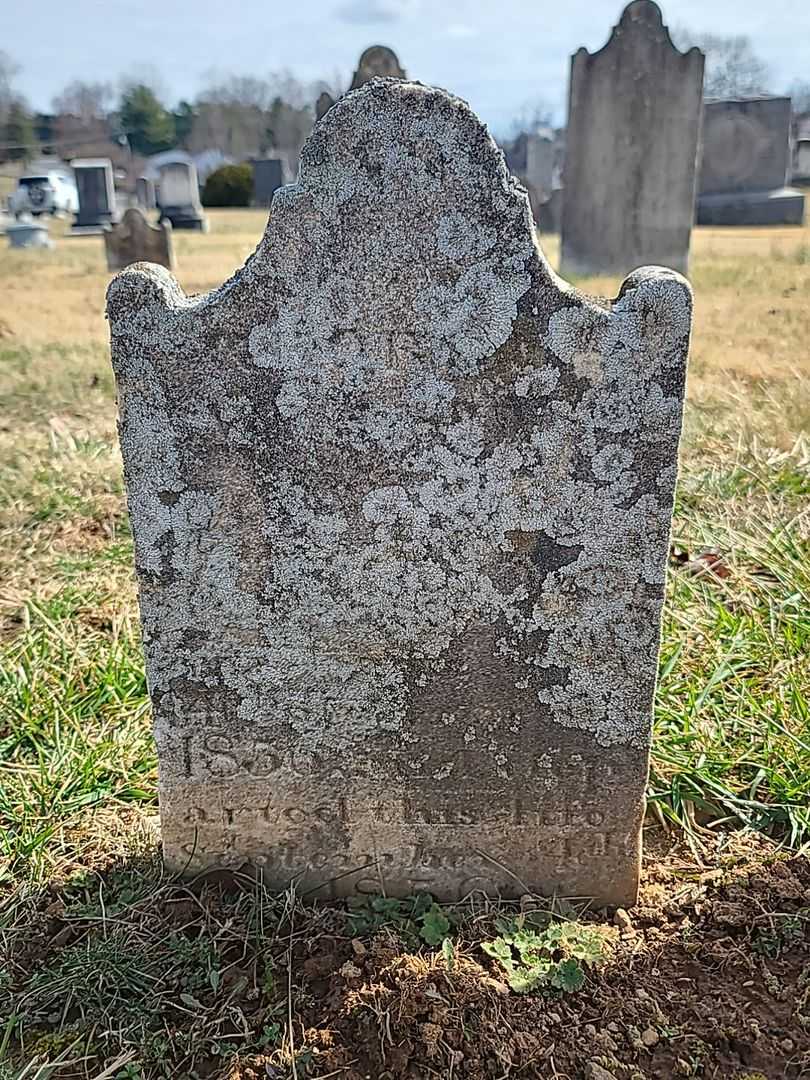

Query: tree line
[0,53,341,169]
[2,32,810,171]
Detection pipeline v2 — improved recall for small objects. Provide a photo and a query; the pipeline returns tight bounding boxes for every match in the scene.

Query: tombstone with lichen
[108,77,692,907]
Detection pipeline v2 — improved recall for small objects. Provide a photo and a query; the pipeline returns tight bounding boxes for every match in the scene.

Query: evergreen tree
[119,84,175,155]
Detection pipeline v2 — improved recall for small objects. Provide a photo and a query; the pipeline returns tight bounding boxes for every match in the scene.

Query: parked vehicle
[8,171,79,217]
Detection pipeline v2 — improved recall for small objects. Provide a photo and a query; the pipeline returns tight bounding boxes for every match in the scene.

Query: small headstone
[108,79,692,907]
[104,208,174,272]
[697,97,806,226]
[7,212,52,249]
[157,160,207,231]
[136,176,157,211]
[561,0,704,277]
[71,158,118,234]
[525,132,555,205]
[349,45,406,90]
[794,139,810,184]
[316,91,335,121]
[252,159,285,208]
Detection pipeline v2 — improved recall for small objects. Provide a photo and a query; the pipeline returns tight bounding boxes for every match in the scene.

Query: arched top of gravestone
[349,46,406,90]
[577,0,702,62]
[108,78,562,322]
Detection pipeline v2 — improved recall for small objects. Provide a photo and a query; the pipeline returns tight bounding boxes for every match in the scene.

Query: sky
[8,0,810,134]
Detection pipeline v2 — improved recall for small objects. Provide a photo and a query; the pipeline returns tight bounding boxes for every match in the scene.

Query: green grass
[0,590,154,884]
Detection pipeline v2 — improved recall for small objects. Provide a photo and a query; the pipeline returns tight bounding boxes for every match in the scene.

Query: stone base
[696,187,806,226]
[160,206,208,232]
[72,212,117,234]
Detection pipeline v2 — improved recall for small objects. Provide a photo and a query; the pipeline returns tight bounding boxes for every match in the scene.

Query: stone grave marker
[104,208,174,272]
[108,78,692,907]
[157,160,207,231]
[349,46,406,90]
[71,158,118,234]
[136,176,157,211]
[7,213,53,249]
[252,159,285,208]
[697,97,806,225]
[316,91,335,120]
[561,0,704,277]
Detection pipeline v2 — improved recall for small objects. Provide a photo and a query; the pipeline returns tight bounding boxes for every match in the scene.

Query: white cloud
[334,0,419,24]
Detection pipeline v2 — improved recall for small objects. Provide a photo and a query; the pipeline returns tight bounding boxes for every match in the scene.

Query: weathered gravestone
[252,159,286,208]
[136,176,157,211]
[316,91,335,121]
[108,78,692,907]
[104,208,174,272]
[157,160,207,231]
[349,45,406,90]
[697,97,806,226]
[561,0,704,277]
[71,158,118,234]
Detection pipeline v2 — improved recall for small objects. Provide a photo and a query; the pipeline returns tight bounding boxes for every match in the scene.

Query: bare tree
[672,29,770,99]
[503,98,555,142]
[188,70,340,171]
[51,79,117,160]
[0,50,22,125]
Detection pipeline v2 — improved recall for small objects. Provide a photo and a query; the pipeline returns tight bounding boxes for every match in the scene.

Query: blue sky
[9,0,810,133]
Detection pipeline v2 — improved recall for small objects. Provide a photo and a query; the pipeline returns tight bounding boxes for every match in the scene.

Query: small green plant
[481,916,606,994]
[346,893,453,946]
[752,913,806,958]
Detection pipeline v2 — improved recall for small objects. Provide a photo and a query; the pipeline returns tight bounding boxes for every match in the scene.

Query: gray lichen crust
[108,79,691,903]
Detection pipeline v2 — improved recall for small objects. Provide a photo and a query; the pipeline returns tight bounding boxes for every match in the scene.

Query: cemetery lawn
[1,210,809,1078]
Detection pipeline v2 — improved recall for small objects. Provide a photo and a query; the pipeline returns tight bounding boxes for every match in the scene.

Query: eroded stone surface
[105,208,174,272]
[561,0,704,277]
[108,78,692,906]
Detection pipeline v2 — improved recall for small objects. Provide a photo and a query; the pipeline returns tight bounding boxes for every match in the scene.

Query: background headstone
[104,208,174,272]
[794,139,810,184]
[7,213,52,249]
[349,45,406,90]
[252,159,285,208]
[697,98,806,226]
[504,128,565,233]
[561,0,704,277]
[108,79,692,908]
[157,161,207,231]
[316,91,335,120]
[136,176,157,211]
[71,158,118,234]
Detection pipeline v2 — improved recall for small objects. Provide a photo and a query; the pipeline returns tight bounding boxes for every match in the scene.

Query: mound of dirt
[285,834,810,1079]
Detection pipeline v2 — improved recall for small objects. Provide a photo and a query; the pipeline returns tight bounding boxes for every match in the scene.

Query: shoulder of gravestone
[616,264,693,308]
[612,265,694,364]
[106,262,189,338]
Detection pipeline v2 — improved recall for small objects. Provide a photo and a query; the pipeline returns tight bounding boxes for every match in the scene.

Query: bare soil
[6,829,808,1080]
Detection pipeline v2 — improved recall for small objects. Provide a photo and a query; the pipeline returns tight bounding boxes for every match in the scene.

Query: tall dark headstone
[252,159,285,208]
[349,46,406,90]
[561,1,704,277]
[71,158,118,234]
